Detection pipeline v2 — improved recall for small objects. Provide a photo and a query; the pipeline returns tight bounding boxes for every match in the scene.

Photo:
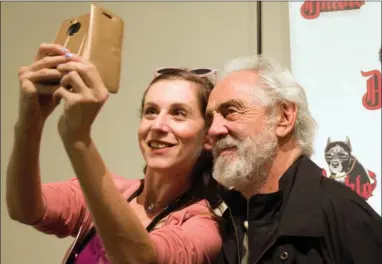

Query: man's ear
[275,102,297,138]
[203,134,213,151]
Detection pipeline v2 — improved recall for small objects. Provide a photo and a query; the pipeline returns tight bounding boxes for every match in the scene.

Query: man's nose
[208,115,229,142]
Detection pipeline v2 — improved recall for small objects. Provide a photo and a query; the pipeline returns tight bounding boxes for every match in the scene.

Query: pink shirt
[33,175,222,264]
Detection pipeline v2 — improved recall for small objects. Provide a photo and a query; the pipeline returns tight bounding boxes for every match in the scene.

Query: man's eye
[227,107,237,114]
[223,107,237,117]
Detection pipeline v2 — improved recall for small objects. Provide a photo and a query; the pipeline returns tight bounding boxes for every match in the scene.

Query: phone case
[54,4,124,94]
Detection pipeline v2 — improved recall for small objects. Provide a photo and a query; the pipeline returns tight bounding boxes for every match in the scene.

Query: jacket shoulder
[319,176,380,219]
[319,176,382,263]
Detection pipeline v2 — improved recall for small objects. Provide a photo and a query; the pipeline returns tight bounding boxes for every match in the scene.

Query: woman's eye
[143,107,157,115]
[173,109,186,117]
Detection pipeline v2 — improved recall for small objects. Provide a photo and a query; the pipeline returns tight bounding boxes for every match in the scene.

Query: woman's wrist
[14,121,45,147]
[60,130,92,150]
[14,118,44,135]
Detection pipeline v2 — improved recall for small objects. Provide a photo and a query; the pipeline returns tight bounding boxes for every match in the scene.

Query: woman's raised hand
[17,43,69,128]
[52,52,109,142]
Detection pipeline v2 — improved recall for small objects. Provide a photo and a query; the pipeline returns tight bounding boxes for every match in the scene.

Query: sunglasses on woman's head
[154,67,218,79]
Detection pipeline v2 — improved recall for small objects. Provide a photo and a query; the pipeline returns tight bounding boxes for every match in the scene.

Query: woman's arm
[6,122,46,224]
[48,52,157,264]
[32,179,90,238]
[61,137,156,264]
[6,43,80,229]
[150,202,223,264]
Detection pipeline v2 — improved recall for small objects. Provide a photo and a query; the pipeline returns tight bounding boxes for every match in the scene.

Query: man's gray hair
[220,55,317,157]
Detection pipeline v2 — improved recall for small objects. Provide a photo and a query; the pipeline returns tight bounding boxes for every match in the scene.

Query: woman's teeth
[149,142,173,149]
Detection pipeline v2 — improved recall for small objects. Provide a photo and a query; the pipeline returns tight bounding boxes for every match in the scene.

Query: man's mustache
[212,136,242,158]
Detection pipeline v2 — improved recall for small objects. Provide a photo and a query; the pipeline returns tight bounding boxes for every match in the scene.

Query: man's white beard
[212,125,277,193]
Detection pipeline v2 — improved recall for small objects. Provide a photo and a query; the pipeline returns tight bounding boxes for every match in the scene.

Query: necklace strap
[71,180,145,257]
[66,180,194,263]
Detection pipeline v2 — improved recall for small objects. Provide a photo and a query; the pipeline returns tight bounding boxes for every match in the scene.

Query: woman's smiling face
[138,79,206,172]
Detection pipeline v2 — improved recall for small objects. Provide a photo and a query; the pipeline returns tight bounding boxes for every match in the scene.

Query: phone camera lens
[67,22,81,36]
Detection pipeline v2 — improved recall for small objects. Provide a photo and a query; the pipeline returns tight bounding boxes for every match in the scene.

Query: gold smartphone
[53,4,124,94]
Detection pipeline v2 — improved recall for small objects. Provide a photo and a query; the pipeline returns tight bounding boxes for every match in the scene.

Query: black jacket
[215,156,382,264]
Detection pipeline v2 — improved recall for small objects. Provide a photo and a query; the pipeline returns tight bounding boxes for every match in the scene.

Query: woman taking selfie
[6,43,222,264]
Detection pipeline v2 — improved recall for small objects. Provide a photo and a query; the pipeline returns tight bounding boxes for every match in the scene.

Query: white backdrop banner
[289,1,381,215]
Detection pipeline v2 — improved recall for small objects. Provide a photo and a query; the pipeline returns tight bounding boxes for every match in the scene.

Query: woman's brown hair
[140,70,214,117]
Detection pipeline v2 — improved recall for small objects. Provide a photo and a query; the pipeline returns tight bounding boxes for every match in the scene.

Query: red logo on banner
[301,1,365,19]
[322,169,377,200]
[361,70,381,110]
[323,136,377,200]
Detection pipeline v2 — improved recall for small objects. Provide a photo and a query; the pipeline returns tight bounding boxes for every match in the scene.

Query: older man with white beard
[207,55,382,264]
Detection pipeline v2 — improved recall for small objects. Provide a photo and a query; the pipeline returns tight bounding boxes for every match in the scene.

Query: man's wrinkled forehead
[207,70,263,109]
[219,70,260,87]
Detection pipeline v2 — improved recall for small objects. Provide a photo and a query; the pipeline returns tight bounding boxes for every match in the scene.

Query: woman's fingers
[18,55,70,89]
[53,86,78,104]
[29,55,70,72]
[25,68,66,83]
[19,68,64,95]
[60,71,88,94]
[35,43,68,61]
[57,56,103,91]
[17,43,71,96]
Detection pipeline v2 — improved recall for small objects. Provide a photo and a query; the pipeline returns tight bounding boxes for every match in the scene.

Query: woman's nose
[151,113,170,132]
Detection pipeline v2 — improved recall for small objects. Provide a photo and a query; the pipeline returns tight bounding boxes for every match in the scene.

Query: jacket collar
[277,156,324,237]
[220,155,325,238]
